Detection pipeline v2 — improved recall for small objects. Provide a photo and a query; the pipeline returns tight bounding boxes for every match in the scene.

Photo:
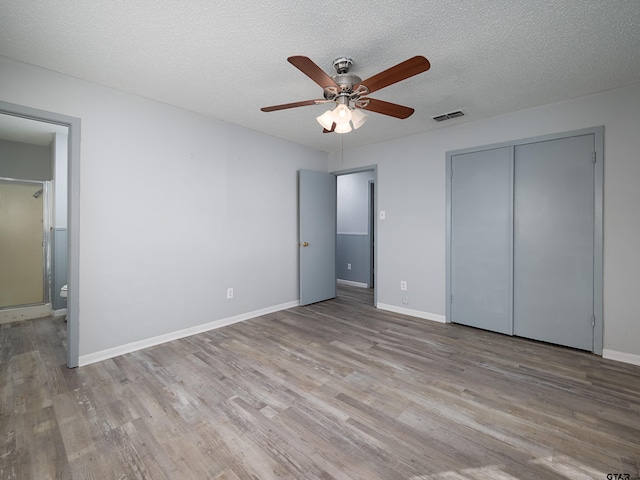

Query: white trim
[376,303,447,323]
[53,308,67,317]
[603,349,640,367]
[0,304,52,324]
[78,300,299,367]
[337,279,369,288]
[336,232,369,236]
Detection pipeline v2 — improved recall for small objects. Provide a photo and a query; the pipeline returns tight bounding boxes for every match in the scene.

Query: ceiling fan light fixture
[334,122,352,134]
[316,110,334,130]
[350,108,368,130]
[331,104,352,124]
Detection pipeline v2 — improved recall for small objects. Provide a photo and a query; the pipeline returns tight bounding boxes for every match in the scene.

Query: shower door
[0,179,48,308]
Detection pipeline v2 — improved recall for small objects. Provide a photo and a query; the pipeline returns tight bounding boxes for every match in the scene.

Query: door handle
[300,242,309,247]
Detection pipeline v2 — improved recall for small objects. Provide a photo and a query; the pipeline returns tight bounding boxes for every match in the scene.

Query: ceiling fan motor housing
[333,57,353,74]
[329,57,363,99]
[333,73,362,91]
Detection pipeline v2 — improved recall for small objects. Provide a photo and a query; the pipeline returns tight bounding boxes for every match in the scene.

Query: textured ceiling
[1,0,639,153]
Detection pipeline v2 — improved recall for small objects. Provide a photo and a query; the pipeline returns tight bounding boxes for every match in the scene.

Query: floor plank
[1,286,640,479]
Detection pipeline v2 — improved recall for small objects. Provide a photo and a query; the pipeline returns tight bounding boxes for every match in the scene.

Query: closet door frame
[445,126,604,355]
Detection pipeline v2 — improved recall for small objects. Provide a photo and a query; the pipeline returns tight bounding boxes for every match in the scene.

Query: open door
[299,170,336,306]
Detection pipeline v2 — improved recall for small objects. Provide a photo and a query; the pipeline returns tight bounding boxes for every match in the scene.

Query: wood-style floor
[2,285,640,479]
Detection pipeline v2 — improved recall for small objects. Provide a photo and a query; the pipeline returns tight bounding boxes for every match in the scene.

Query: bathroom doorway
[0,113,65,321]
[0,102,80,367]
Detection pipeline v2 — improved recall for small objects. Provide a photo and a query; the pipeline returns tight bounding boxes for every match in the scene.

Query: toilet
[60,285,68,321]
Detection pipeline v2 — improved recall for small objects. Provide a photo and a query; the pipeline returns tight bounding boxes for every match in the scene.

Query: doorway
[0,102,80,367]
[335,168,377,305]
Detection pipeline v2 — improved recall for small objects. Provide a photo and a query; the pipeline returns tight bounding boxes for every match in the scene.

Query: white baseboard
[0,304,52,324]
[53,308,67,317]
[337,279,369,288]
[376,303,446,323]
[78,300,300,367]
[603,349,640,367]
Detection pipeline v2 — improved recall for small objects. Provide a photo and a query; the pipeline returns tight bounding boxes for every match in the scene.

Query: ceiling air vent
[432,110,464,122]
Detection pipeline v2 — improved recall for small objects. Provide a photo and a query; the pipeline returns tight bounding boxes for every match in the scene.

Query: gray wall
[0,138,50,180]
[336,234,371,285]
[336,171,374,285]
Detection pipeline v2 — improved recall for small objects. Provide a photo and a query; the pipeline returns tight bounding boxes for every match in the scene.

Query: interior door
[0,180,45,308]
[299,170,336,306]
[450,147,513,334]
[513,135,595,351]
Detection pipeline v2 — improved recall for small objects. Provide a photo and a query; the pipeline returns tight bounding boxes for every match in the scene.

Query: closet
[446,128,603,353]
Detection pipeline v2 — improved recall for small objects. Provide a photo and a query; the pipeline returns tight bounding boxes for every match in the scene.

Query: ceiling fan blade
[261,99,324,112]
[358,56,430,95]
[288,56,339,89]
[322,123,337,133]
[360,98,415,119]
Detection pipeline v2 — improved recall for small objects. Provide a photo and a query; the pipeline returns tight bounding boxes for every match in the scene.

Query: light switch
[380,210,386,220]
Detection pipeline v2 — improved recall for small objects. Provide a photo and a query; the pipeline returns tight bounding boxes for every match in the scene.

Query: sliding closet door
[513,135,595,351]
[450,147,512,334]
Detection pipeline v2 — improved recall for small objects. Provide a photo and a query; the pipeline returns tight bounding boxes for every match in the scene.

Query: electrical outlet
[402,295,409,305]
[227,287,234,299]
[347,263,352,270]
[379,210,386,220]
[400,281,407,291]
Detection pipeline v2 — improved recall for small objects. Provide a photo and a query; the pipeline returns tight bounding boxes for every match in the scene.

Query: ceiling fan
[261,55,431,134]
